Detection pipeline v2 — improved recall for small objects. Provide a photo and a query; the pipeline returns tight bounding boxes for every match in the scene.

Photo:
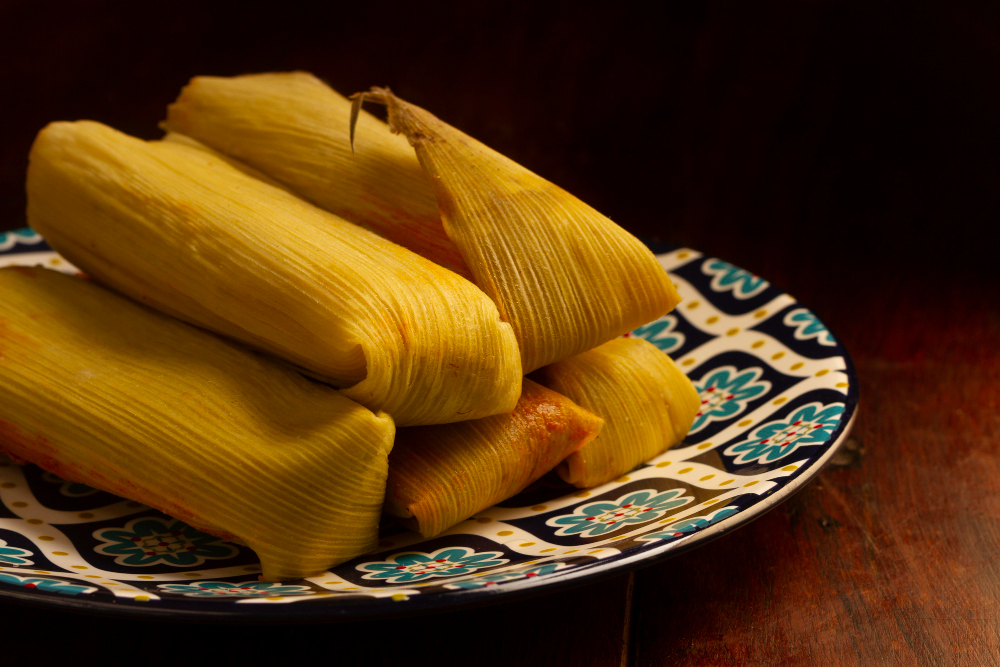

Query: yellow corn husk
[26,120,522,426]
[384,379,603,538]
[0,266,395,581]
[162,72,470,278]
[357,87,682,373]
[161,74,681,372]
[161,131,294,192]
[531,337,699,488]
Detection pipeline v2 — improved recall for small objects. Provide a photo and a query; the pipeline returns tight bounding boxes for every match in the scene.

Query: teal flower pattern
[0,572,96,596]
[93,517,239,567]
[702,259,769,299]
[548,488,693,538]
[691,366,771,433]
[0,228,42,252]
[724,401,845,464]
[158,581,313,598]
[638,506,739,543]
[629,314,685,354]
[783,308,836,346]
[0,539,33,566]
[445,563,562,590]
[358,547,508,584]
[41,471,100,497]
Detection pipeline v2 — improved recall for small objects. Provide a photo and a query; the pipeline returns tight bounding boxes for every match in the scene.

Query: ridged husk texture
[384,379,603,538]
[0,267,395,581]
[161,73,681,373]
[360,88,682,373]
[26,120,522,426]
[162,72,470,278]
[532,338,699,488]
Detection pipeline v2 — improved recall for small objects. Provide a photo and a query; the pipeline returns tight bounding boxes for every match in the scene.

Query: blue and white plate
[0,228,858,620]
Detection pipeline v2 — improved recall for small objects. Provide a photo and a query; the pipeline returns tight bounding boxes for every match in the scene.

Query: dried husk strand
[0,267,395,581]
[27,120,522,426]
[384,379,603,538]
[162,72,471,278]
[353,87,682,373]
[531,337,699,488]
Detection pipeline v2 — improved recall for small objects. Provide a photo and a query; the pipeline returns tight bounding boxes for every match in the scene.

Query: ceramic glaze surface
[0,229,858,619]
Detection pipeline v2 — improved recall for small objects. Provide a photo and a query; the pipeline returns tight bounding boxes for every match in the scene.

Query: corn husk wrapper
[162,72,470,278]
[0,267,395,581]
[384,379,603,538]
[532,338,699,488]
[26,121,522,426]
[162,73,681,372]
[356,88,682,373]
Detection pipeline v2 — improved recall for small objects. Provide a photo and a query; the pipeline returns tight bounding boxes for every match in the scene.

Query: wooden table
[2,2,997,664]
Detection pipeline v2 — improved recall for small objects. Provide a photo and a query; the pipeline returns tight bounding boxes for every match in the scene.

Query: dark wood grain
[631,274,1000,666]
[2,1,998,665]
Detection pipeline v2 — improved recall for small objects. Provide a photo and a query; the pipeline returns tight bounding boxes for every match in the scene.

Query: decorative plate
[0,228,858,620]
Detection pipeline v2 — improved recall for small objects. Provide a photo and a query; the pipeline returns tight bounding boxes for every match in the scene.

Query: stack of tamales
[0,72,698,581]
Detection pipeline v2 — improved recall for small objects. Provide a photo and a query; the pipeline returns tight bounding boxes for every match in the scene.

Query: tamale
[0,266,395,581]
[385,379,603,538]
[162,72,469,278]
[26,120,522,426]
[532,337,699,488]
[162,74,681,372]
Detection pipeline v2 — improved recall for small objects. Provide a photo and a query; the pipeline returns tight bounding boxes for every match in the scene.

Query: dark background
[2,1,998,665]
